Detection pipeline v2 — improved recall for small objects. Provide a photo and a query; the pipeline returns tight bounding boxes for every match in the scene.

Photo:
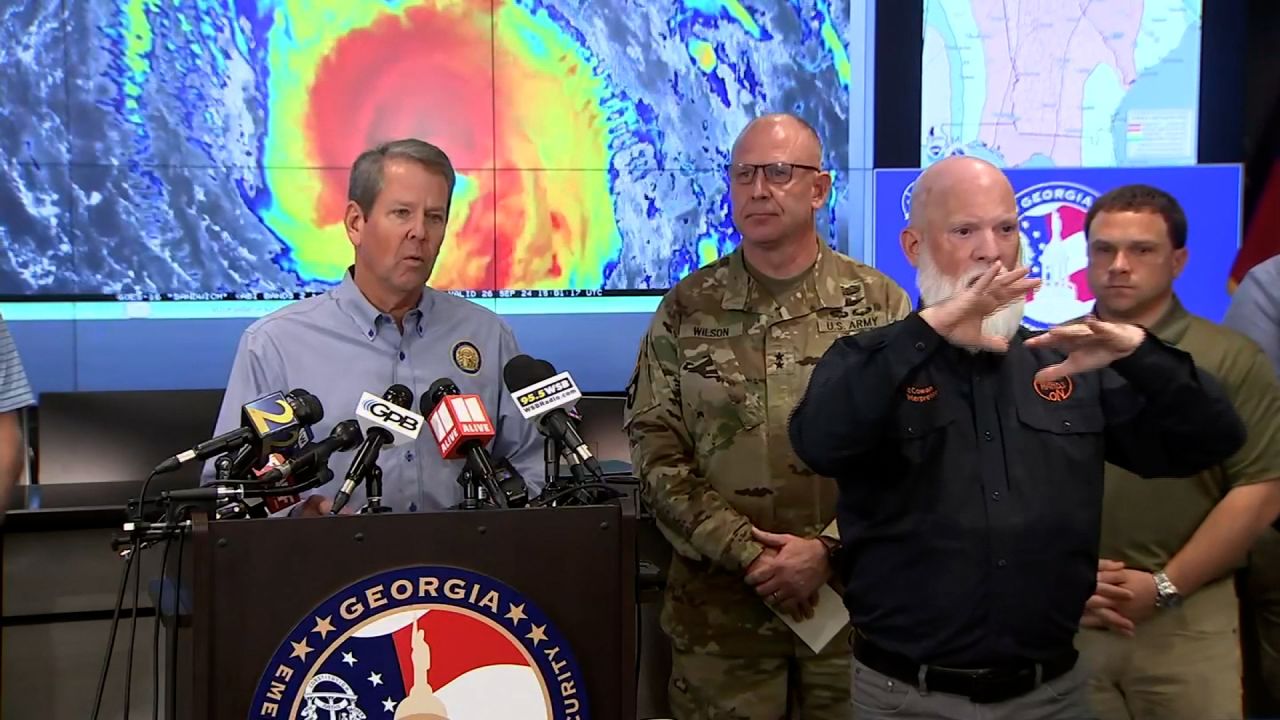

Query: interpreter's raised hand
[919,263,1041,353]
[1024,317,1146,385]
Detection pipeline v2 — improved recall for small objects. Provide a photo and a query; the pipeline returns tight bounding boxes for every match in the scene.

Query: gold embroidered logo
[452,341,482,374]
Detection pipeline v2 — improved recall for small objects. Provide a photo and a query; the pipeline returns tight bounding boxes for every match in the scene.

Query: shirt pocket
[678,337,766,457]
[1013,393,1106,473]
[1013,395,1105,436]
[888,397,959,467]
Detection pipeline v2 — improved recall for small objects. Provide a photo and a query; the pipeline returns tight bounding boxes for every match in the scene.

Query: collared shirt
[1224,254,1280,377]
[203,270,544,511]
[1100,297,1280,573]
[0,315,33,413]
[788,313,1246,667]
[625,241,911,655]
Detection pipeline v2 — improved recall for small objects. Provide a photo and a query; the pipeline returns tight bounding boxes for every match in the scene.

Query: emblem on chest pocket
[1034,377,1073,402]
[685,355,721,381]
[906,385,938,403]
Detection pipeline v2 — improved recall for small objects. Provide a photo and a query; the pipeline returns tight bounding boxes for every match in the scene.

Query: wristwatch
[1153,570,1183,609]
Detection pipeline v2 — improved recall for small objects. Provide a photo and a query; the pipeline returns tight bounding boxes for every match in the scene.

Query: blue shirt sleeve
[1224,257,1280,378]
[0,316,34,414]
[200,325,289,485]
[489,321,548,498]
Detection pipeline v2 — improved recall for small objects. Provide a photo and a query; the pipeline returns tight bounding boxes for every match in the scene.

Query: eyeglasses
[727,162,822,185]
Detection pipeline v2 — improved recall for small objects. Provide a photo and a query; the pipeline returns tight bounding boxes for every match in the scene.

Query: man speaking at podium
[205,138,543,514]
[625,113,911,718]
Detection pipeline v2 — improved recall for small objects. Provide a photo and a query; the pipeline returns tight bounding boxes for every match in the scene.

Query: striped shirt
[0,315,34,413]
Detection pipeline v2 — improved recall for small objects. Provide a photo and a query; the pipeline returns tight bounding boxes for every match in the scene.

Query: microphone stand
[543,437,560,494]
[454,466,483,510]
[214,454,232,482]
[359,465,391,514]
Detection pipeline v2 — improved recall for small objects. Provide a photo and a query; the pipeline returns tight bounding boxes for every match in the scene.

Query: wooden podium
[172,504,636,719]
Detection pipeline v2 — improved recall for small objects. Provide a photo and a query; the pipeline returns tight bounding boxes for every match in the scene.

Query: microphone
[169,464,337,505]
[154,388,324,475]
[331,384,420,514]
[422,378,508,508]
[258,452,304,515]
[253,420,364,485]
[503,355,603,479]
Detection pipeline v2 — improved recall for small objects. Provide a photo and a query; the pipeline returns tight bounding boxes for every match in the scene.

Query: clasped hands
[919,262,1145,381]
[1080,559,1160,636]
[743,528,832,622]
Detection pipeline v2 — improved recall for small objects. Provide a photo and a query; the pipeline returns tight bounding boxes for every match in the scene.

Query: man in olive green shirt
[1075,184,1280,720]
[625,114,911,718]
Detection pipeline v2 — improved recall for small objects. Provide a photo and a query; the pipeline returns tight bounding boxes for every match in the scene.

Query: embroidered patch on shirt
[906,385,938,403]
[679,323,744,339]
[1034,377,1073,402]
[452,341,482,374]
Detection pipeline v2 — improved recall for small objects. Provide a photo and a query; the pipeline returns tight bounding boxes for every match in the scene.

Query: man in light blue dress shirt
[205,139,545,514]
[1224,252,1280,714]
[1225,254,1280,377]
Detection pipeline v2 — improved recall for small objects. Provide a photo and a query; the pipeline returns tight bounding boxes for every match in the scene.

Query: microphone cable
[89,538,138,719]
[168,524,187,720]
[122,535,144,718]
[151,536,173,720]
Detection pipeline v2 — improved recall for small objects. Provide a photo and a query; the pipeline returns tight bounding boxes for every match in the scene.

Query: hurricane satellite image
[921,0,1202,168]
[0,0,854,298]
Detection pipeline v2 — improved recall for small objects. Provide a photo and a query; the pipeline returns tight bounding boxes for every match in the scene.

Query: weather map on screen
[920,0,1202,169]
[0,0,857,303]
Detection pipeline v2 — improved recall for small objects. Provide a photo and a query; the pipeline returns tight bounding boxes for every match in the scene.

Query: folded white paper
[770,583,847,653]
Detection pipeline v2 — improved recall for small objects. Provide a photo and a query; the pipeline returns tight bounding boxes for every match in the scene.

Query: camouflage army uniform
[625,242,911,720]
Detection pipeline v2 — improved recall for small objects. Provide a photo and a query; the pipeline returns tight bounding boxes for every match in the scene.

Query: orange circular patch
[1034,376,1073,402]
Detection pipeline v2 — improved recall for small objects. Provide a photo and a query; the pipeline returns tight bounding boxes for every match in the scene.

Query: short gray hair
[347,138,457,217]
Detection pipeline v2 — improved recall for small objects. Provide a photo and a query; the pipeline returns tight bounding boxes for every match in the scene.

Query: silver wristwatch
[1153,570,1183,608]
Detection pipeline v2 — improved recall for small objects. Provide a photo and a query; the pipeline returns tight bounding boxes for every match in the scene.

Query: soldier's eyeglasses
[727,162,822,185]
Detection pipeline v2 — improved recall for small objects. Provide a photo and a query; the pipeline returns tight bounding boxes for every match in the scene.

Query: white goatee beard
[916,249,1026,352]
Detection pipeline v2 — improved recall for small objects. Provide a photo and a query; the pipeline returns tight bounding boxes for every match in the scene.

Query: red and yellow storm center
[258,0,620,291]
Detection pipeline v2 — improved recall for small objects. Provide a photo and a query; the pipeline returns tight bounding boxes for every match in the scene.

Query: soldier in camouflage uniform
[624,114,911,719]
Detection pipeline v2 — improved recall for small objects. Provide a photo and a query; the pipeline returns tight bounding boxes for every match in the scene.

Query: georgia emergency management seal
[1016,181,1100,330]
[250,566,589,720]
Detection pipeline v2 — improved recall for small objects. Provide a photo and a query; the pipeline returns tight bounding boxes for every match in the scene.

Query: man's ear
[1172,246,1188,279]
[810,171,833,210]
[344,201,364,248]
[900,227,922,268]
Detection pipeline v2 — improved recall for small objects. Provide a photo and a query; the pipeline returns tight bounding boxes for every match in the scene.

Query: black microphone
[155,388,324,474]
[169,464,337,504]
[331,384,415,514]
[426,377,459,409]
[421,378,508,508]
[254,420,364,485]
[503,355,603,479]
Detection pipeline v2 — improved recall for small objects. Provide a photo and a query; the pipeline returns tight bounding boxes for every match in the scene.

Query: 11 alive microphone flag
[428,395,495,460]
[354,391,424,445]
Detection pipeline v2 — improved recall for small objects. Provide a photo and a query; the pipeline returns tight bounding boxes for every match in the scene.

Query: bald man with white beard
[788,157,1247,720]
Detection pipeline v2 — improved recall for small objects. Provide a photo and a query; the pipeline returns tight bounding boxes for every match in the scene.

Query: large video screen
[921,1,1202,168]
[0,0,861,305]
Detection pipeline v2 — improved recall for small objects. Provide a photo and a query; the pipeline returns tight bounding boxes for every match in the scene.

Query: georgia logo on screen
[900,179,916,220]
[1018,182,1099,330]
[249,566,588,720]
